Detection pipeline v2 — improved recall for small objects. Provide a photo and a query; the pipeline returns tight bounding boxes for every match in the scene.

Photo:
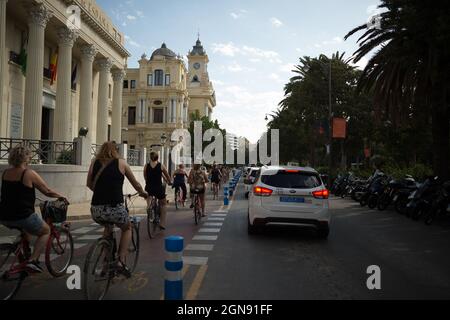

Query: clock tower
[187,37,216,119]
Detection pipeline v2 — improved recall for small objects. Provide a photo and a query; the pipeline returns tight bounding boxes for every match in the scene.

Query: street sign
[332,118,347,139]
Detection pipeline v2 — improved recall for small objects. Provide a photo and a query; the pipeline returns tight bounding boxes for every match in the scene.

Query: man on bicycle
[172,164,188,205]
[188,164,209,216]
[144,152,172,230]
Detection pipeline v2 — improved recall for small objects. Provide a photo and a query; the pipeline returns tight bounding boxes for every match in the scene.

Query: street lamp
[320,57,333,188]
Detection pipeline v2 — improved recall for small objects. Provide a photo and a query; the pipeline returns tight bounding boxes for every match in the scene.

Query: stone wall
[0,164,146,203]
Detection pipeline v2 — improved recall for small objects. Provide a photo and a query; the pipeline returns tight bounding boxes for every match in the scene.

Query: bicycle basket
[40,200,69,223]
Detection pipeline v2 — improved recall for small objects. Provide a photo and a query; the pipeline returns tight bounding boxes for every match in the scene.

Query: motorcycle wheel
[368,195,378,209]
[377,196,389,211]
[360,196,367,207]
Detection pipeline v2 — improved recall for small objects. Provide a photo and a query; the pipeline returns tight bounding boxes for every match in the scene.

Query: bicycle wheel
[46,227,74,277]
[84,239,113,300]
[147,206,158,239]
[0,244,26,300]
[175,190,179,210]
[194,198,201,225]
[128,221,140,273]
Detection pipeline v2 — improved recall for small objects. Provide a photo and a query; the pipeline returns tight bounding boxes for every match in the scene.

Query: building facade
[0,0,129,145]
[122,39,216,166]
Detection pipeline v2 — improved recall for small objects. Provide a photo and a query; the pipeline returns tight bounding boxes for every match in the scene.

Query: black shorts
[211,177,220,184]
[190,187,205,194]
[146,185,166,200]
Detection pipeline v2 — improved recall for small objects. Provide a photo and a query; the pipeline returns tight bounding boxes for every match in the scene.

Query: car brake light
[284,170,299,173]
[312,189,329,199]
[253,186,273,196]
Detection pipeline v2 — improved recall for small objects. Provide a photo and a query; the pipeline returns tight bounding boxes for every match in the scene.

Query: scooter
[406,176,440,220]
[424,181,450,225]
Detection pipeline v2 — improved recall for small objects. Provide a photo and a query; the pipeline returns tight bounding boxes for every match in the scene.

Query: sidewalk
[64,192,175,221]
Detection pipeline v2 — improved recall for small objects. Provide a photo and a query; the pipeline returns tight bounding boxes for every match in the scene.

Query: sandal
[116,259,132,279]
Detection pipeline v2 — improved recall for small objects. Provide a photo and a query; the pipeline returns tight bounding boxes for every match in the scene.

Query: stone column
[95,58,112,144]
[111,69,125,143]
[79,44,97,140]
[0,0,8,137]
[23,3,52,140]
[53,27,78,141]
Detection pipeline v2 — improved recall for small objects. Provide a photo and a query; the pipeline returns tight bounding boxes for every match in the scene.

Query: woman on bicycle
[144,152,172,230]
[172,164,188,205]
[0,146,68,273]
[87,141,147,277]
[188,164,209,217]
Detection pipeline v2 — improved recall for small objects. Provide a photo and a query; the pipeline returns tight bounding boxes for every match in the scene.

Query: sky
[97,0,382,143]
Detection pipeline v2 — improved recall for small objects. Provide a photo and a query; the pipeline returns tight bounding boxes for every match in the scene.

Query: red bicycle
[0,199,73,300]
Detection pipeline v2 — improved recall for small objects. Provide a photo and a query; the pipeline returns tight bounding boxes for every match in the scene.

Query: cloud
[124,35,141,47]
[126,15,137,20]
[211,42,240,57]
[270,17,283,28]
[226,62,255,73]
[352,57,369,70]
[269,73,285,84]
[230,9,247,20]
[280,63,296,73]
[295,48,302,53]
[313,36,344,48]
[136,10,144,18]
[211,42,282,64]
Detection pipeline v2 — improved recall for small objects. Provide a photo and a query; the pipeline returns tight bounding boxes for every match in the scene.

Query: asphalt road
[2,181,450,300]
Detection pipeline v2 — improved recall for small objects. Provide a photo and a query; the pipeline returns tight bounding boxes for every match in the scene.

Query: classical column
[23,3,52,140]
[96,58,112,144]
[0,0,8,137]
[79,44,97,140]
[111,69,125,143]
[53,27,78,141]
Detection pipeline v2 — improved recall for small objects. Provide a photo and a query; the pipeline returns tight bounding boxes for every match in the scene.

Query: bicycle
[174,186,185,210]
[0,198,73,300]
[83,193,141,300]
[147,196,161,239]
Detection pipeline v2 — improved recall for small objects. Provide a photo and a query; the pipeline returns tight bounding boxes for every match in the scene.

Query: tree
[345,0,450,179]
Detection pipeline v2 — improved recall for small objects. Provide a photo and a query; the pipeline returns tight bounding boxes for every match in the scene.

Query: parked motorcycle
[423,181,450,225]
[406,176,440,220]
[377,175,417,211]
[359,173,387,208]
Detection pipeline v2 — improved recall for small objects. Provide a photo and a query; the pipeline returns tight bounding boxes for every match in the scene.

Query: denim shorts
[0,213,44,236]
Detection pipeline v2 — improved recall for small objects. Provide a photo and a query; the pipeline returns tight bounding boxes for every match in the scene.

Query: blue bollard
[224,186,229,205]
[165,236,184,300]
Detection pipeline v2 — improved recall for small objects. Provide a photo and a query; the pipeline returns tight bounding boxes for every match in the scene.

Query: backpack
[192,169,205,189]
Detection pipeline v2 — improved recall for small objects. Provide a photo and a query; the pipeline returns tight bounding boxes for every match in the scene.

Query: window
[154,70,163,86]
[261,171,322,189]
[123,80,129,89]
[165,74,171,86]
[108,84,112,99]
[130,80,136,89]
[128,106,136,125]
[147,74,153,86]
[153,108,163,123]
[192,75,199,82]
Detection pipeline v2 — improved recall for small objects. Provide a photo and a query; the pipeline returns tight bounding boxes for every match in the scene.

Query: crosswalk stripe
[211,214,227,217]
[207,217,225,221]
[192,235,218,241]
[185,244,214,251]
[203,222,223,227]
[183,256,208,266]
[72,227,97,234]
[198,228,221,233]
[76,235,101,241]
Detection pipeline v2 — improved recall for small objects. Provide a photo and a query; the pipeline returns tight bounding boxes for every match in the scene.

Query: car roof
[260,165,318,174]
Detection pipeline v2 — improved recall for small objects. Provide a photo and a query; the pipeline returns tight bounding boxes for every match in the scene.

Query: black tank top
[91,159,124,206]
[0,169,36,221]
[145,162,162,191]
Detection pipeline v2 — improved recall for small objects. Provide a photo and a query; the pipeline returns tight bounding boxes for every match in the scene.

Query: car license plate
[280,196,305,203]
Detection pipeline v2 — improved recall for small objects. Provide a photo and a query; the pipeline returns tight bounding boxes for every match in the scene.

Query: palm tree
[345,0,450,179]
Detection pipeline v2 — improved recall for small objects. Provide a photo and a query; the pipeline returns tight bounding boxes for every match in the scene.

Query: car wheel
[245,192,249,199]
[317,225,329,239]
[247,213,257,235]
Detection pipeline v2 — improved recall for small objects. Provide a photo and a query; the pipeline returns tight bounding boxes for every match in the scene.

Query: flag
[50,50,58,85]
[332,117,347,139]
[71,63,78,88]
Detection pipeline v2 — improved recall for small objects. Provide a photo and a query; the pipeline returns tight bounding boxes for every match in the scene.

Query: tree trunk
[431,105,450,180]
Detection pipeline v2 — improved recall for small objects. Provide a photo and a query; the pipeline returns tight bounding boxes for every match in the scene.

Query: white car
[244,167,261,198]
[248,166,330,238]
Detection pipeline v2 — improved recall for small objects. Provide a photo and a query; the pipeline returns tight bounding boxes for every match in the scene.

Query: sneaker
[116,261,132,279]
[26,260,44,273]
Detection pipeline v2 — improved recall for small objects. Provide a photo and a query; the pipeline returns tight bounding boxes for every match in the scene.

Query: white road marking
[192,235,218,241]
[76,235,101,241]
[198,228,221,233]
[74,243,87,249]
[203,222,223,227]
[0,236,16,243]
[185,244,214,251]
[207,217,225,221]
[183,256,208,266]
[72,227,97,234]
[211,214,227,217]
[90,223,99,226]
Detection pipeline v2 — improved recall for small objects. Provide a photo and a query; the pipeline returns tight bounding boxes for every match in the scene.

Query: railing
[127,148,140,166]
[0,138,77,165]
[91,144,102,158]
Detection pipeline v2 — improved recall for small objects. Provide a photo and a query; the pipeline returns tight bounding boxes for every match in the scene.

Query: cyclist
[0,146,68,273]
[144,152,172,230]
[221,166,229,185]
[172,164,188,205]
[87,141,147,277]
[210,164,222,197]
[188,164,209,217]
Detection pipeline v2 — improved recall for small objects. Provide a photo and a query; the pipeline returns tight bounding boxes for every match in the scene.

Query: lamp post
[160,133,168,168]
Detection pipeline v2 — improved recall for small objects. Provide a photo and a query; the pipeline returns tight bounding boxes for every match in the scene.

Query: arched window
[192,75,199,82]
[154,70,163,86]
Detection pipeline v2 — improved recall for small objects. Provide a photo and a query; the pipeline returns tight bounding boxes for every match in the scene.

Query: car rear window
[250,170,260,178]
[261,171,322,189]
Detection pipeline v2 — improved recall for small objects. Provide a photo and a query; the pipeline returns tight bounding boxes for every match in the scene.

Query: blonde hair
[8,146,32,167]
[96,141,120,161]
